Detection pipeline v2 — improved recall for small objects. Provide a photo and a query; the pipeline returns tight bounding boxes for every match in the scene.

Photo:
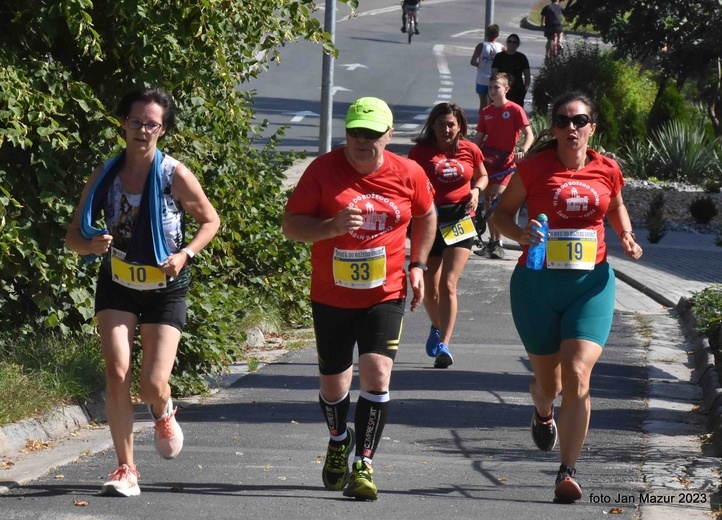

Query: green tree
[565,0,722,136]
[0,0,354,393]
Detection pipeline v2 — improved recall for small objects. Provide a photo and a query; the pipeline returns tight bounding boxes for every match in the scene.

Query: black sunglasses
[552,114,592,129]
[346,127,387,140]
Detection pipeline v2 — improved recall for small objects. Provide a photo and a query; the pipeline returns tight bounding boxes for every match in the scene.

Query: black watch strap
[409,261,428,272]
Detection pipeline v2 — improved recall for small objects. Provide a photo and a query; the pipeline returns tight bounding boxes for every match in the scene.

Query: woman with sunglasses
[489,92,642,503]
[408,103,488,368]
[66,87,220,497]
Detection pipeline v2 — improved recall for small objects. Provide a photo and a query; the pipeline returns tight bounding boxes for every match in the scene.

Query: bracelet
[473,186,483,196]
[409,261,428,272]
[181,247,196,259]
[620,230,636,240]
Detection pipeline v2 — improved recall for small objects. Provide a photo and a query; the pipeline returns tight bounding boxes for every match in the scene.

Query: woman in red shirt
[490,92,643,503]
[409,103,488,368]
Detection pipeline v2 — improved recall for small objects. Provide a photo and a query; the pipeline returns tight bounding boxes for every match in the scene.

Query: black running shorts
[312,299,405,375]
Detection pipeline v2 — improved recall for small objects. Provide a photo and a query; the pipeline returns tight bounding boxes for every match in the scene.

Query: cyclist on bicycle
[401,0,421,35]
[540,0,564,58]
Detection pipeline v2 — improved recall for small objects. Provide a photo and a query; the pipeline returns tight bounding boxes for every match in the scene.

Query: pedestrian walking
[65,87,220,497]
[470,24,505,110]
[489,91,643,503]
[408,102,487,368]
[282,97,436,500]
[473,73,533,260]
[491,34,531,108]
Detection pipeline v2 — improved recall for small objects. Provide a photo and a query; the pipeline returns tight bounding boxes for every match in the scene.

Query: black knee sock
[319,392,350,441]
[355,390,390,462]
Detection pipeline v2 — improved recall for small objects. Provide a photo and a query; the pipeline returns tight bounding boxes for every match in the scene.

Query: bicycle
[403,6,419,44]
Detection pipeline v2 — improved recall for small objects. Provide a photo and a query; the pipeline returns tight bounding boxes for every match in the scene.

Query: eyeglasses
[346,127,387,140]
[126,116,163,134]
[552,114,592,129]
[507,40,519,44]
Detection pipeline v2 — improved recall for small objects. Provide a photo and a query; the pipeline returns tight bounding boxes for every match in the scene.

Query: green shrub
[645,192,668,243]
[689,196,719,224]
[531,41,655,149]
[688,285,722,346]
[0,1,328,396]
[647,119,722,184]
[647,82,690,132]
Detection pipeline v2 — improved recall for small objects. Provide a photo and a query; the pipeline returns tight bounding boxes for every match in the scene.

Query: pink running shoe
[151,400,184,459]
[100,464,140,497]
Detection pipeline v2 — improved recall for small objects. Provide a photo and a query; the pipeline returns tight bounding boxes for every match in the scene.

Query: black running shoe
[554,464,582,503]
[322,429,355,491]
[531,409,557,451]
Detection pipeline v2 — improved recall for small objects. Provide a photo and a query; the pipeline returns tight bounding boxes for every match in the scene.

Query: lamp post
[319,0,336,155]
[485,0,494,27]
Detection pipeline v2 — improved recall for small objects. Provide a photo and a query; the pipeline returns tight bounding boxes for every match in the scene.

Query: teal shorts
[510,262,615,355]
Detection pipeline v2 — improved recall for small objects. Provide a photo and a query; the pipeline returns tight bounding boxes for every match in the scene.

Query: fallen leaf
[54,475,65,479]
[498,477,508,481]
[74,500,89,506]
[290,420,299,425]
[609,507,624,514]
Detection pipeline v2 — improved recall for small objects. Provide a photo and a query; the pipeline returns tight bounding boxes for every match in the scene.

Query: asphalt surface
[1,147,720,519]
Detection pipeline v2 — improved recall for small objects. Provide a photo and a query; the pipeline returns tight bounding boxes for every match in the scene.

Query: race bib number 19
[333,247,387,289]
[546,229,597,270]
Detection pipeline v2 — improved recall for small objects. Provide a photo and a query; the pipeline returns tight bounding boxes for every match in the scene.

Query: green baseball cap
[346,97,393,133]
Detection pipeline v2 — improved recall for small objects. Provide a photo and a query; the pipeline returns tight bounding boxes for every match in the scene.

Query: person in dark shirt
[490,34,531,108]
[541,0,565,58]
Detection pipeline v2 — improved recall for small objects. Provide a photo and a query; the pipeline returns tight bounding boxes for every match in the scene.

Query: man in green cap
[283,97,436,500]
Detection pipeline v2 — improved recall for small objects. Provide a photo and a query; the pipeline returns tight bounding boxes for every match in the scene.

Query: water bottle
[526,214,549,270]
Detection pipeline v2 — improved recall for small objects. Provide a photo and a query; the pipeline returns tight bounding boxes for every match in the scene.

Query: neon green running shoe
[322,428,355,491]
[343,460,377,501]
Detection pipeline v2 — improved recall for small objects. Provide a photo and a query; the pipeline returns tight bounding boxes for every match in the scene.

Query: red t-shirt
[285,148,434,308]
[476,101,529,174]
[516,148,625,266]
[407,140,483,206]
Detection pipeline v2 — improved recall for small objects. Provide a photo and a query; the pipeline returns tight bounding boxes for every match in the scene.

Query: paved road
[1,246,717,519]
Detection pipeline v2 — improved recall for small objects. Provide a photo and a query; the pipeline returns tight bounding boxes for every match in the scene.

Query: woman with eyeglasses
[65,87,220,497]
[408,103,488,368]
[489,91,642,503]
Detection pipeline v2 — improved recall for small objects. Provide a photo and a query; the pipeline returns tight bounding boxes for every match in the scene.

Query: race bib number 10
[333,247,387,289]
[111,248,168,290]
[546,229,597,270]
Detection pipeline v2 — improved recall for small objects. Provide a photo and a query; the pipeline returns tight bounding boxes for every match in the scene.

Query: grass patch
[0,332,105,426]
[633,315,655,338]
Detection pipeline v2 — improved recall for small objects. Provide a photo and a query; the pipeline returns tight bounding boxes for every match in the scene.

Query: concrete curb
[0,393,106,458]
[678,298,722,457]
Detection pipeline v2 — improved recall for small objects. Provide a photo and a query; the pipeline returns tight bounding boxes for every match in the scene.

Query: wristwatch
[620,230,636,240]
[409,261,428,272]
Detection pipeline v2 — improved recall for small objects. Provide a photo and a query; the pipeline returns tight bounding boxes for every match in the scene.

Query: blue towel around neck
[80,149,171,265]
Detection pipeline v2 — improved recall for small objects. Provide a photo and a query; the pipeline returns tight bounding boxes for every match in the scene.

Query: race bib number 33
[546,229,597,270]
[333,247,387,289]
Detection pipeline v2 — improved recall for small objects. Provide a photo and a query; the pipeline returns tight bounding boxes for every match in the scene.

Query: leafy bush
[531,41,655,149]
[0,0,331,396]
[689,196,719,224]
[688,285,722,347]
[645,192,668,243]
